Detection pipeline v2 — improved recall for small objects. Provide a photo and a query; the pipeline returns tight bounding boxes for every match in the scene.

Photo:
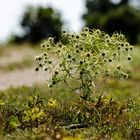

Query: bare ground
[0,46,48,90]
[0,68,49,90]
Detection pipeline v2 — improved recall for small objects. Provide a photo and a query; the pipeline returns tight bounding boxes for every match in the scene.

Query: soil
[0,47,49,90]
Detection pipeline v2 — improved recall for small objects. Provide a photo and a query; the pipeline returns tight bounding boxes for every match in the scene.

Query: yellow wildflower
[48,98,57,108]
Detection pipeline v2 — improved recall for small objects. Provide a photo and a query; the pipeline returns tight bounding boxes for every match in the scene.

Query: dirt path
[0,46,48,90]
[0,68,49,90]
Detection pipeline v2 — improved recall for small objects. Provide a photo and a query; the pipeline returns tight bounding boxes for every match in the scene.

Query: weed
[0,83,139,139]
[36,27,133,99]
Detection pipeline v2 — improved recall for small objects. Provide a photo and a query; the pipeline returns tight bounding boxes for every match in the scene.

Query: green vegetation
[0,77,140,140]
[0,47,6,57]
[0,58,33,72]
[0,29,140,139]
[83,0,140,44]
[12,6,63,44]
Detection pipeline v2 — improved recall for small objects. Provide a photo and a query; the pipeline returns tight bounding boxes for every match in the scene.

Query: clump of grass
[0,45,8,57]
[0,58,33,72]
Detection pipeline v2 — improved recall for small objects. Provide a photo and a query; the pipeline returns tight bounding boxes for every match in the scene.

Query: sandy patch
[0,68,50,90]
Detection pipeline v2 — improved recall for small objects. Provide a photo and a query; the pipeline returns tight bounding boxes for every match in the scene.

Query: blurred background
[0,0,140,90]
[0,0,140,44]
